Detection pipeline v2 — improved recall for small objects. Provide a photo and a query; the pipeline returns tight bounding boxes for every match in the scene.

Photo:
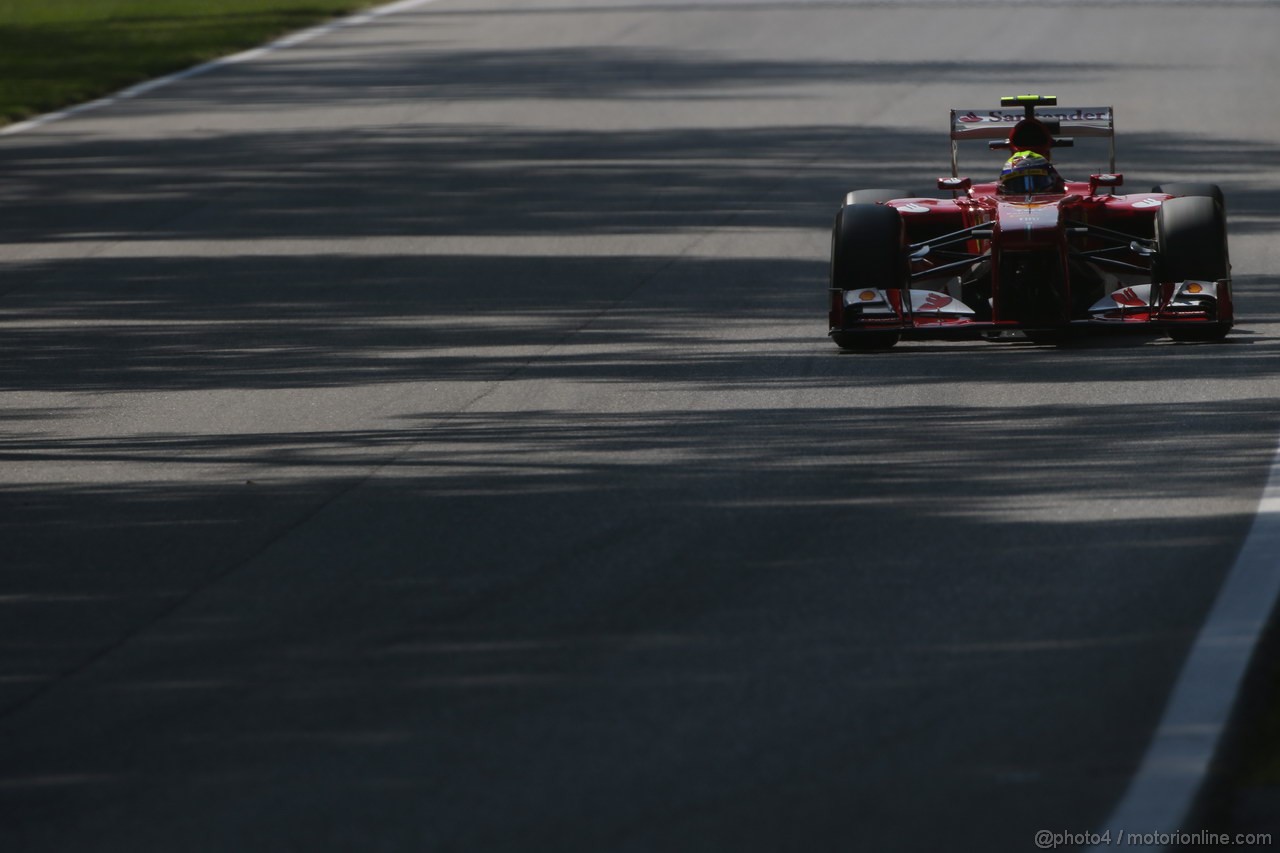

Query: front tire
[830,203,905,351]
[1154,195,1228,283]
[1154,195,1231,342]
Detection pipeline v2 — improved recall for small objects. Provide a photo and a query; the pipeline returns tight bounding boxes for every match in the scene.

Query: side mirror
[1090,173,1124,194]
[938,176,972,194]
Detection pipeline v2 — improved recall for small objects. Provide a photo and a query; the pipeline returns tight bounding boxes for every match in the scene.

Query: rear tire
[1154,195,1231,342]
[830,203,905,351]
[843,189,908,206]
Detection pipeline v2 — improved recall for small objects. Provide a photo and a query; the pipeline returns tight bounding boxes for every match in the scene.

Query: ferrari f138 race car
[828,95,1232,350]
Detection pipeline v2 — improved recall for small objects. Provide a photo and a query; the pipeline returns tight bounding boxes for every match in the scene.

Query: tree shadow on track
[2,30,1280,853]
[0,122,946,242]
[151,49,1140,104]
[2,391,1279,851]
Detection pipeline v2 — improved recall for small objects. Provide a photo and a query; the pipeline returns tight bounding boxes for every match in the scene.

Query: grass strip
[0,0,383,124]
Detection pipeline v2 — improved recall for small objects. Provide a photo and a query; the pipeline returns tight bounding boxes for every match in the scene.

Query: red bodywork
[829,183,1232,339]
[829,99,1233,344]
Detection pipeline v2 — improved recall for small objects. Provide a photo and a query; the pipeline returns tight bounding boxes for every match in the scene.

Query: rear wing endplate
[949,105,1115,176]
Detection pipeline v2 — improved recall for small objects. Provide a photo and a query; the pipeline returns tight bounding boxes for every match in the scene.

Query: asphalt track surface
[2,1,1279,851]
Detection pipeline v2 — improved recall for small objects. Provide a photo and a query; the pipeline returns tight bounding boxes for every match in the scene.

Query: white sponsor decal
[909,290,976,314]
[954,107,1112,126]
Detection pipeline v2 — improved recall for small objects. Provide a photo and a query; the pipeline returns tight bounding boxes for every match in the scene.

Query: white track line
[1086,439,1280,849]
[0,0,438,137]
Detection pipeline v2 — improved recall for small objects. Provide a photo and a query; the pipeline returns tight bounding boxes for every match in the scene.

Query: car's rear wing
[949,98,1115,176]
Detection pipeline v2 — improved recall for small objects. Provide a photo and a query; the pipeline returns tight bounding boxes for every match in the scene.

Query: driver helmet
[999,151,1060,194]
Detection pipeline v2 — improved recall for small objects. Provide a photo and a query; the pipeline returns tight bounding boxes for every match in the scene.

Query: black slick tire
[830,203,905,351]
[1154,195,1231,342]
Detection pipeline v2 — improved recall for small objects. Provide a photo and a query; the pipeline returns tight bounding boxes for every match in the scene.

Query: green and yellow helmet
[1000,151,1060,194]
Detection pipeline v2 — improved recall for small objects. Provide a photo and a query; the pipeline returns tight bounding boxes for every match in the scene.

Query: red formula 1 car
[828,95,1232,350]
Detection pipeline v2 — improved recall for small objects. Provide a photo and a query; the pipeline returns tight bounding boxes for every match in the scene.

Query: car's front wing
[832,280,1232,340]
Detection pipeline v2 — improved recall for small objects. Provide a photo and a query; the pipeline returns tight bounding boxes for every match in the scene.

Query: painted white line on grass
[0,0,438,137]
[1086,439,1280,850]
